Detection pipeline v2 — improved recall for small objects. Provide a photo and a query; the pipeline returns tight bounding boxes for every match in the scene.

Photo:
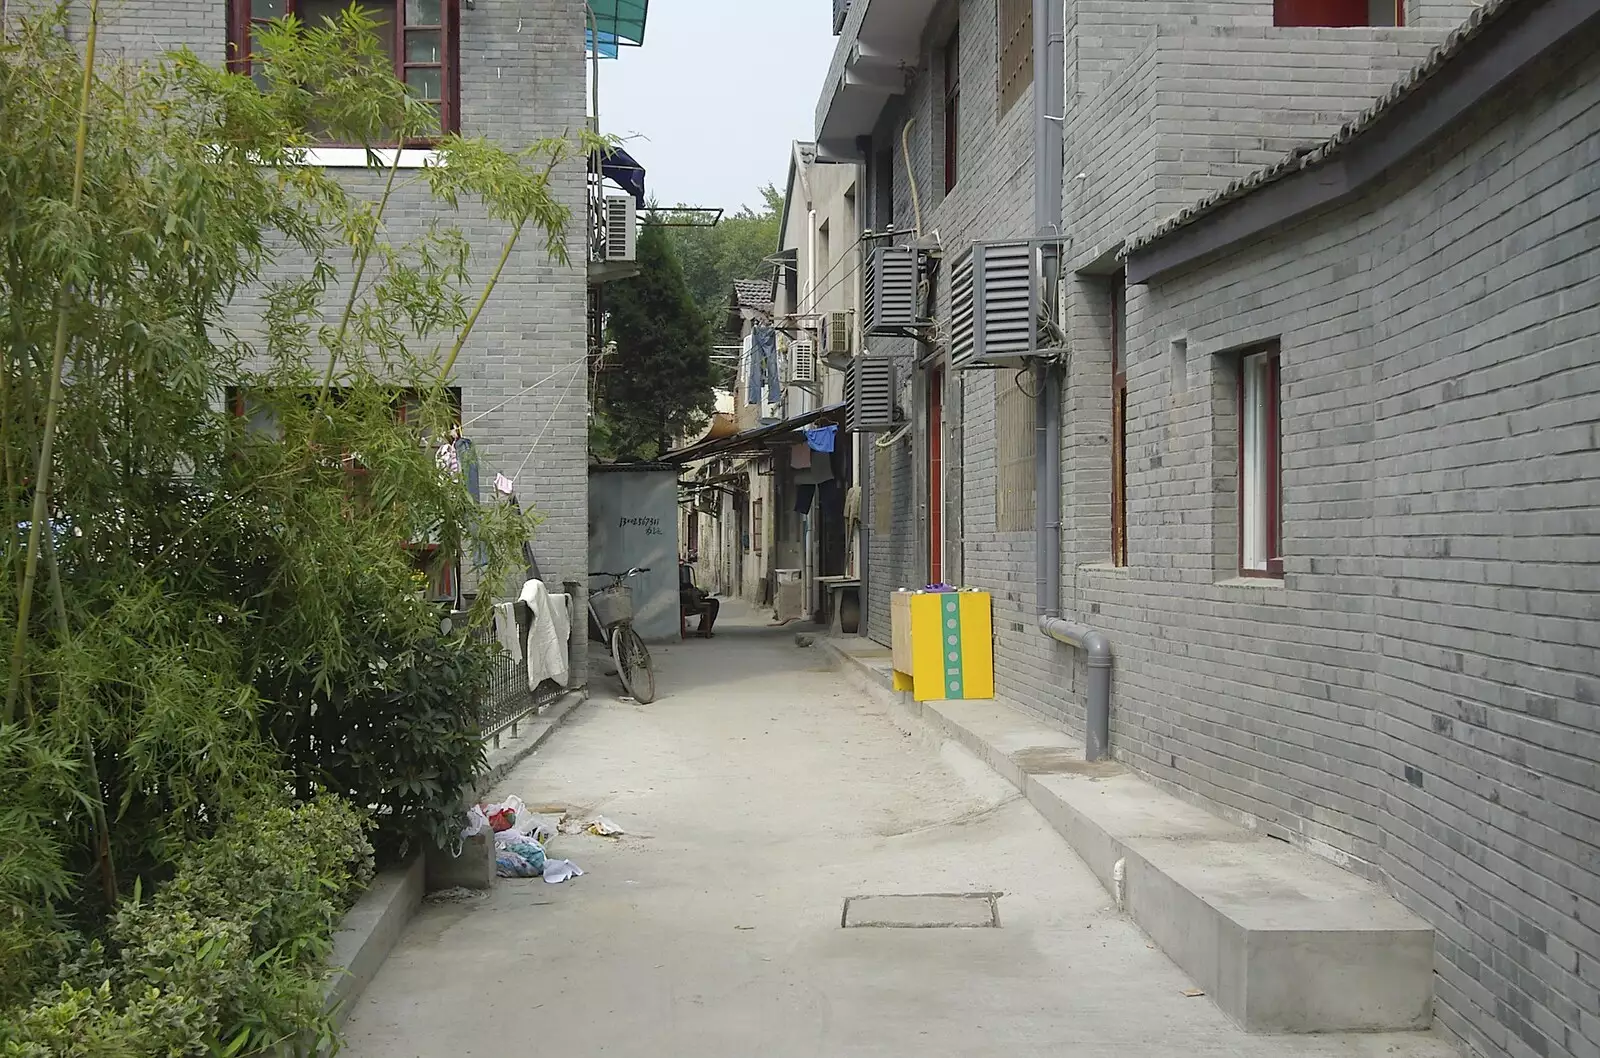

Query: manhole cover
[842,893,1000,928]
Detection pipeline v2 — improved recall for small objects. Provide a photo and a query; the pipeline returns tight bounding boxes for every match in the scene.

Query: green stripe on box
[941,595,964,699]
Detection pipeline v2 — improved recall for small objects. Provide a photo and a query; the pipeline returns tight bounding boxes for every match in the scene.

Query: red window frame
[928,366,945,584]
[1274,0,1403,27]
[1237,348,1283,578]
[943,28,960,193]
[227,0,461,143]
[1110,275,1128,567]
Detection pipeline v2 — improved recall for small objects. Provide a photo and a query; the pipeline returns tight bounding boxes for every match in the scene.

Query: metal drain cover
[842,893,1000,928]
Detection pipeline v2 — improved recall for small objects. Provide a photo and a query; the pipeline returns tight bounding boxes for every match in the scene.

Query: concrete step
[824,636,1435,1035]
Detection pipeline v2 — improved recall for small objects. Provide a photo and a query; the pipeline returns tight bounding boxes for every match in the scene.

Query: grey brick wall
[1119,36,1600,1058]
[64,0,592,605]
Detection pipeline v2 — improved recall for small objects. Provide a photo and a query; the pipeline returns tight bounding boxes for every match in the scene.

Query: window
[873,147,895,231]
[998,0,1033,116]
[1274,0,1403,26]
[1239,348,1283,577]
[996,371,1037,532]
[943,29,960,193]
[228,0,459,140]
[1110,275,1128,566]
[753,498,764,554]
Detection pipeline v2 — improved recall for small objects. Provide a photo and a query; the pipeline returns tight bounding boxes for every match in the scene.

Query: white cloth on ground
[493,601,521,661]
[517,578,571,690]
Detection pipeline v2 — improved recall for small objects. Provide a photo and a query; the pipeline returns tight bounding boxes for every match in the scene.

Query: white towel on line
[517,578,571,691]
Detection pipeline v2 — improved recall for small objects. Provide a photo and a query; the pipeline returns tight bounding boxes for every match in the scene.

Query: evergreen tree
[602,220,716,458]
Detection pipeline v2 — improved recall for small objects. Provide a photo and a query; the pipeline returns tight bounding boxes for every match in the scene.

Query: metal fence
[461,612,564,748]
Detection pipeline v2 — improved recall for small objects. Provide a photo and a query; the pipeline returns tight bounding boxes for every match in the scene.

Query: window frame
[997,0,1034,116]
[226,0,461,145]
[1273,0,1403,26]
[1110,275,1128,567]
[943,28,960,194]
[1237,347,1283,579]
[753,498,764,555]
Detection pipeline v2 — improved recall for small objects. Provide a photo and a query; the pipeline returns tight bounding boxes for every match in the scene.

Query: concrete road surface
[342,606,1458,1058]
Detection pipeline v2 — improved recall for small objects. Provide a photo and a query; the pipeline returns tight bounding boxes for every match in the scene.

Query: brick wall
[1121,37,1600,1058]
[63,0,592,607]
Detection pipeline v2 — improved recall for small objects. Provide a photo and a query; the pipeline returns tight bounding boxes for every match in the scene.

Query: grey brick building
[818,0,1599,1055]
[54,0,612,622]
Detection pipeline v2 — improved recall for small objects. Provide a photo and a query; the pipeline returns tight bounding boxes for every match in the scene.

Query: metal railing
[833,0,850,34]
[459,612,564,748]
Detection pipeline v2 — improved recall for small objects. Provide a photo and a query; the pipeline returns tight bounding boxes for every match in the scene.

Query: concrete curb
[472,688,586,801]
[321,690,587,1030]
[819,637,1435,1035]
[325,855,425,1028]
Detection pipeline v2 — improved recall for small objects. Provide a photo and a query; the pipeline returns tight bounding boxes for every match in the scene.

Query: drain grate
[842,893,1001,928]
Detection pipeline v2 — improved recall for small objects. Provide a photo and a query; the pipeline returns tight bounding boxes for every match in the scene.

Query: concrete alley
[341,609,1461,1058]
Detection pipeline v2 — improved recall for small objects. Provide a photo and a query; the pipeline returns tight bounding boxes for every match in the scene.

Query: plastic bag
[494,834,546,878]
[481,800,517,832]
[460,805,491,840]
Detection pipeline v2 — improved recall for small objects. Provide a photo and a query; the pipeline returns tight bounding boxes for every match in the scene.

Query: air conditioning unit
[788,337,816,384]
[863,246,921,335]
[951,240,1063,368]
[823,311,852,359]
[603,196,637,262]
[845,355,897,433]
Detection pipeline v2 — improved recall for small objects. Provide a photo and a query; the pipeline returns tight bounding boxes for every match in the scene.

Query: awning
[587,0,648,47]
[598,146,646,207]
[661,403,846,465]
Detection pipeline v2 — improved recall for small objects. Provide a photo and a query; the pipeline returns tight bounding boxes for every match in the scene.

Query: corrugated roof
[731,279,773,311]
[1124,0,1525,256]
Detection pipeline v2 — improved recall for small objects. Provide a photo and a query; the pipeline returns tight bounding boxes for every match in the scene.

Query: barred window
[998,0,1033,116]
[996,371,1036,532]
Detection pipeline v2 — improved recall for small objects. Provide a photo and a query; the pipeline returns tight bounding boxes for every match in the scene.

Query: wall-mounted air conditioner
[822,311,852,360]
[788,337,816,384]
[951,240,1063,368]
[863,246,921,335]
[845,355,897,433]
[603,196,637,262]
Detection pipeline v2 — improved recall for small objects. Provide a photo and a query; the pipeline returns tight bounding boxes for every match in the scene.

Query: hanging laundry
[790,443,811,469]
[746,325,780,406]
[804,424,837,453]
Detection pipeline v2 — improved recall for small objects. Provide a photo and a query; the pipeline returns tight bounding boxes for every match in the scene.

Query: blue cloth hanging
[804,424,837,453]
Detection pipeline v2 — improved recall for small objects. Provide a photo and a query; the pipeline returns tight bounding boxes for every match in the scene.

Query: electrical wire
[458,353,593,428]
[902,116,924,236]
[511,358,586,481]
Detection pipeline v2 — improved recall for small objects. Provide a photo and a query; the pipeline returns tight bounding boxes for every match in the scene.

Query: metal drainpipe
[1033,0,1112,761]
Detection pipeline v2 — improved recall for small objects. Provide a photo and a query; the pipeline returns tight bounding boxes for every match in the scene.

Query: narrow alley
[342,608,1458,1058]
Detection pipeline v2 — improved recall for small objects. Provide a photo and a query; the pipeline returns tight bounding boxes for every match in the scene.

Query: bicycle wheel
[609,623,656,704]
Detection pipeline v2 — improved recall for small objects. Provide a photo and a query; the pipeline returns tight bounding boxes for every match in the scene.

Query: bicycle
[587,567,656,704]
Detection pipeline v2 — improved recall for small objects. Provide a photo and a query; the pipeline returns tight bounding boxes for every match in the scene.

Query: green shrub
[0,795,373,1058]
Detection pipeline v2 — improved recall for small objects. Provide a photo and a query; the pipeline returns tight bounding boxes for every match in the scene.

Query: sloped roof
[731,279,772,311]
[1125,0,1525,256]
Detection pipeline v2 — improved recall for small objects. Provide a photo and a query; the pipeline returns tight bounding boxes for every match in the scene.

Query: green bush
[0,795,373,1058]
[266,624,494,862]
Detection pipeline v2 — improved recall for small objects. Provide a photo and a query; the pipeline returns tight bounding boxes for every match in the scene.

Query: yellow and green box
[890,591,993,701]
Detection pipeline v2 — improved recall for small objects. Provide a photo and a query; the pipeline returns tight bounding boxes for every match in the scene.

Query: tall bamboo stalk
[5,0,100,723]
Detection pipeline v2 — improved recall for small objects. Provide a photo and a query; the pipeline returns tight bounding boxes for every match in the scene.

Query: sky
[596,1,839,215]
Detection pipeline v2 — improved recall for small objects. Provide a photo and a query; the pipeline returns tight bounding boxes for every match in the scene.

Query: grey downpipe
[1033,0,1112,761]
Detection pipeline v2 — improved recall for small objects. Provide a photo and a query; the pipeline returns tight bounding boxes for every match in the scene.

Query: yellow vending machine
[889,589,994,701]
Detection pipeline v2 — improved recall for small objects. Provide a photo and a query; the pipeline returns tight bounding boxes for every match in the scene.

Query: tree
[600,221,716,458]
[662,183,783,333]
[0,5,590,1049]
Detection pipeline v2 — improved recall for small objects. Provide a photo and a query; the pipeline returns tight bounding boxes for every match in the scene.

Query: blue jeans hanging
[746,325,780,406]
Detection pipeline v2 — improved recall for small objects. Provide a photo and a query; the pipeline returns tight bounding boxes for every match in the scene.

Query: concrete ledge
[822,637,1435,1034]
[325,855,424,1028]
[472,689,585,801]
